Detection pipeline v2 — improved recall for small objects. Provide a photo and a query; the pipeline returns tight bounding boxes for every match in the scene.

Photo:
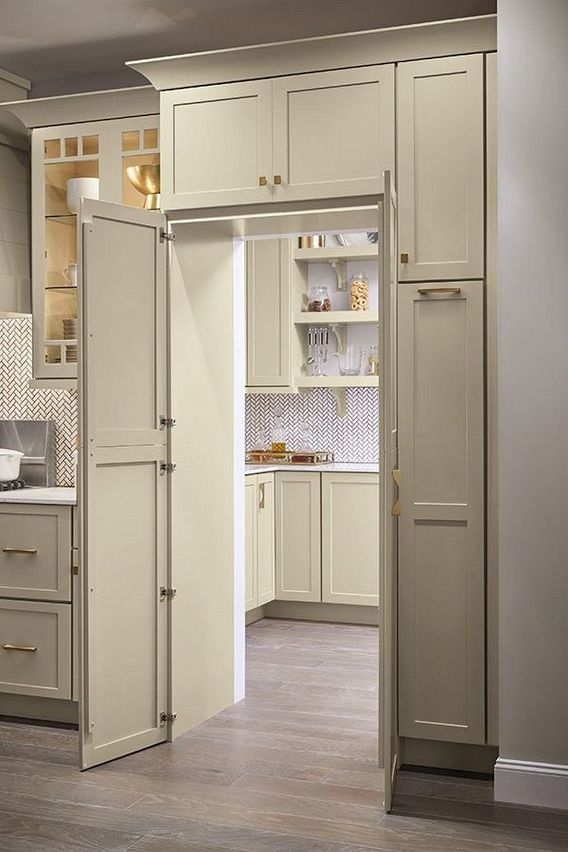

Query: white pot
[66,177,100,214]
[0,448,24,481]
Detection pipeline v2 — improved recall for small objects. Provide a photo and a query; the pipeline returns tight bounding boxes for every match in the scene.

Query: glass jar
[368,344,379,376]
[308,285,332,312]
[349,273,369,311]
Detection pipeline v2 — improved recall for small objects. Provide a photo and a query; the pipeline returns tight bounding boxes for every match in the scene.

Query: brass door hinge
[392,469,401,516]
[160,586,177,601]
[71,547,80,575]
[160,711,178,726]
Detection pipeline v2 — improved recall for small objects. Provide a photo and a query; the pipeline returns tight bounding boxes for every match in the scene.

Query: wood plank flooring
[0,618,567,850]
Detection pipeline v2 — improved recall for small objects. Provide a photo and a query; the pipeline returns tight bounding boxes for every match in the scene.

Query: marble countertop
[0,487,76,505]
[245,463,378,475]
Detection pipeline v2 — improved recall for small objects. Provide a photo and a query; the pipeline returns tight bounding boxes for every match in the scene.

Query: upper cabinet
[32,115,159,380]
[160,65,395,210]
[397,55,484,281]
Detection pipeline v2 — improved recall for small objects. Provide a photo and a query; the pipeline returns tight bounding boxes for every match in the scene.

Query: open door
[379,171,399,810]
[79,200,169,769]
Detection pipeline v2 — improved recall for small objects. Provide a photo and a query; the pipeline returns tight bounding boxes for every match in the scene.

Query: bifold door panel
[397,281,485,744]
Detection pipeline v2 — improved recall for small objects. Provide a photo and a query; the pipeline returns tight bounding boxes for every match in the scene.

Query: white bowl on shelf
[66,178,99,214]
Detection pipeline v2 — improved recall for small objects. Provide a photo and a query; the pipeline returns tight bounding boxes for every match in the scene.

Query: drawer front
[0,600,71,698]
[0,506,72,601]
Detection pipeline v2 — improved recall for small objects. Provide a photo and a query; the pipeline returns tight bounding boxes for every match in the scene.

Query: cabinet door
[321,473,379,607]
[246,238,291,387]
[397,282,484,744]
[275,472,321,602]
[161,81,272,209]
[397,55,484,281]
[244,476,258,612]
[273,66,394,202]
[257,473,275,606]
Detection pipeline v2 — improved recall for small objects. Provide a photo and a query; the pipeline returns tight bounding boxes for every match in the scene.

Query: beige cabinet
[275,471,321,602]
[161,81,272,210]
[272,66,394,202]
[162,65,394,209]
[397,55,484,281]
[246,238,291,388]
[397,282,485,744]
[321,473,379,607]
[245,473,275,612]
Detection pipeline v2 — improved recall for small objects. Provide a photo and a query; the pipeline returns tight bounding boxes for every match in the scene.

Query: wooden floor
[1,618,567,850]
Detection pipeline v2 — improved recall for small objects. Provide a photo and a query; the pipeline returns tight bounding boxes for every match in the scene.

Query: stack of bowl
[63,318,77,364]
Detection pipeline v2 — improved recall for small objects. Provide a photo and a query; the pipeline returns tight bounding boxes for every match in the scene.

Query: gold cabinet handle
[400,252,409,263]
[2,547,38,555]
[273,175,282,185]
[2,644,38,652]
[259,482,265,510]
[391,469,401,516]
[417,287,461,295]
[259,176,268,186]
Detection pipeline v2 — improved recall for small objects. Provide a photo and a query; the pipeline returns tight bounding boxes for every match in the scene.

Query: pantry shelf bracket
[329,258,347,290]
[330,324,347,354]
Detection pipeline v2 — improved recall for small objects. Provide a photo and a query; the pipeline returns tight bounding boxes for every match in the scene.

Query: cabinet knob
[400,252,409,264]
[259,176,268,187]
[273,175,282,185]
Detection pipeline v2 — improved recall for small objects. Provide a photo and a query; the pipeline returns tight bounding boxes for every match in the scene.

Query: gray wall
[498,0,568,767]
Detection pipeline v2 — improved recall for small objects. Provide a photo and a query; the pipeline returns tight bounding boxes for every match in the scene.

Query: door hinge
[160,461,176,475]
[160,228,175,243]
[160,586,177,601]
[71,547,79,575]
[159,416,176,430]
[160,711,178,726]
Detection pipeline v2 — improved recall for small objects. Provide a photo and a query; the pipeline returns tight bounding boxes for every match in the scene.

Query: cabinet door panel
[257,474,275,605]
[245,476,257,612]
[275,472,321,602]
[397,282,484,744]
[246,238,291,387]
[161,81,272,209]
[397,55,484,281]
[273,66,394,202]
[322,473,379,606]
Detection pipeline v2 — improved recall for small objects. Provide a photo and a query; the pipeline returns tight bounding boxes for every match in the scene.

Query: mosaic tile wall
[0,316,77,486]
[245,388,379,463]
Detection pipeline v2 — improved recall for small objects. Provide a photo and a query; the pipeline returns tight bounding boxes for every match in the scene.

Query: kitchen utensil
[66,177,99,214]
[63,262,78,287]
[336,346,363,376]
[126,164,161,210]
[0,448,24,481]
[307,326,329,377]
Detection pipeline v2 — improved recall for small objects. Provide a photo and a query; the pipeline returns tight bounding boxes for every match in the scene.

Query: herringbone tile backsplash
[0,316,77,486]
[245,389,379,463]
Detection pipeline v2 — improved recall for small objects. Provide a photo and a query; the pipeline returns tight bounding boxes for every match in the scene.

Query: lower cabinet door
[321,473,380,606]
[245,477,258,612]
[275,472,321,602]
[256,474,275,605]
[0,600,71,699]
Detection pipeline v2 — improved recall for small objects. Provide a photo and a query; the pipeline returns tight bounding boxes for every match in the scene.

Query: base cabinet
[275,472,321,602]
[245,474,276,612]
[321,473,379,606]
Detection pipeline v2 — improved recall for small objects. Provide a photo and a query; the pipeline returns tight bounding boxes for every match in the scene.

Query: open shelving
[294,310,378,325]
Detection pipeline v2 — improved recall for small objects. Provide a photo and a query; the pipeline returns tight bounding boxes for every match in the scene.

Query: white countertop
[245,463,378,475]
[0,487,76,505]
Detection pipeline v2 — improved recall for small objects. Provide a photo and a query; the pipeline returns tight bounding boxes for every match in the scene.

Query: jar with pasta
[349,273,369,311]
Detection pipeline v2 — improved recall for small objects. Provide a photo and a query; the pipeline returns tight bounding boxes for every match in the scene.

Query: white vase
[66,177,99,214]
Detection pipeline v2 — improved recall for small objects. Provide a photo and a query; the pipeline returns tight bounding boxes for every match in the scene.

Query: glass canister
[367,344,379,376]
[349,272,369,311]
[308,285,332,312]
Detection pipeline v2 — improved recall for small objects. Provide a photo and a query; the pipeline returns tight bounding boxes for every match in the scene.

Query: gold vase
[126,164,161,210]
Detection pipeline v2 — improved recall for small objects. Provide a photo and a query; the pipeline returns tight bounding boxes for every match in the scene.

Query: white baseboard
[495,757,568,811]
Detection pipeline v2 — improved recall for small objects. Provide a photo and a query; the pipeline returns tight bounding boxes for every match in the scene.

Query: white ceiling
[0,0,496,97]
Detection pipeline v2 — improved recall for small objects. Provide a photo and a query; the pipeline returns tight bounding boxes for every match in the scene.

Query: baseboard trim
[494,757,568,811]
[264,600,379,626]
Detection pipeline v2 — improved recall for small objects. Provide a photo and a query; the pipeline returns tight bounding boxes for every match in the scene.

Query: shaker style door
[275,471,321,602]
[397,55,484,281]
[273,65,395,202]
[245,476,258,612]
[161,81,273,209]
[256,473,276,606]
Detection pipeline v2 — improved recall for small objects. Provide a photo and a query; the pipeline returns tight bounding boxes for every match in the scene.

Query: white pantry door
[379,171,399,812]
[79,200,169,769]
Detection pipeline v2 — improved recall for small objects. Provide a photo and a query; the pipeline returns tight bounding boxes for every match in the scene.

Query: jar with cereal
[308,285,332,312]
[349,273,369,311]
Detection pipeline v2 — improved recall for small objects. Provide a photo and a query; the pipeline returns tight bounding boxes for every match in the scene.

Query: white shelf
[294,311,378,325]
[295,376,379,389]
[293,245,378,263]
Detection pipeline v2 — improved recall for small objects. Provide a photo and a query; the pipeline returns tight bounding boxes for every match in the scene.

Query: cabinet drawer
[0,600,71,699]
[0,506,72,601]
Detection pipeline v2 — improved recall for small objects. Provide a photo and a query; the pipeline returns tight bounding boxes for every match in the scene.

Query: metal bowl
[126,164,160,210]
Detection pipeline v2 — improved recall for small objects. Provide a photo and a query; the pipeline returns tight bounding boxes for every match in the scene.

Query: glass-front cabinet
[32,115,160,380]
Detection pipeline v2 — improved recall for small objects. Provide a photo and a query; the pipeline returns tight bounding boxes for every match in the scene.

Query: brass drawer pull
[273,174,282,185]
[417,287,461,296]
[2,547,38,555]
[400,252,409,263]
[2,643,38,652]
[258,175,268,186]
[259,482,265,510]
